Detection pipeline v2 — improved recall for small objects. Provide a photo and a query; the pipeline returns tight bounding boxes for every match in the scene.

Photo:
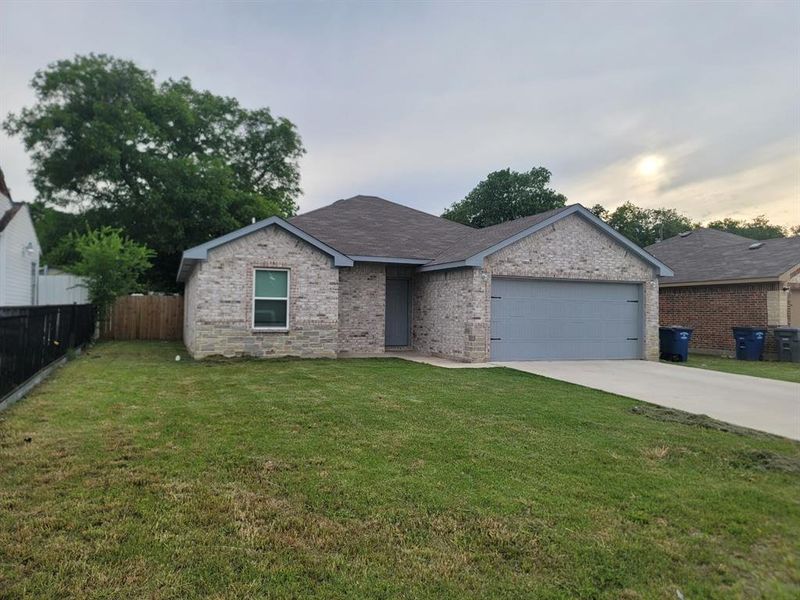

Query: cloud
[1,0,798,226]
[565,137,800,225]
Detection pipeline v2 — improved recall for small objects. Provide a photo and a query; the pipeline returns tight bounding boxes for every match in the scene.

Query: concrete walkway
[494,360,800,441]
[387,352,800,440]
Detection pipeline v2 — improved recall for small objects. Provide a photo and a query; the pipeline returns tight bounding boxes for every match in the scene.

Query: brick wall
[412,267,489,362]
[184,226,339,358]
[485,213,661,360]
[183,262,198,350]
[338,263,385,354]
[659,282,780,355]
[412,214,660,362]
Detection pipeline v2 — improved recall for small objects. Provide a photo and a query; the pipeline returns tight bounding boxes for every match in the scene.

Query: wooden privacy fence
[101,295,183,341]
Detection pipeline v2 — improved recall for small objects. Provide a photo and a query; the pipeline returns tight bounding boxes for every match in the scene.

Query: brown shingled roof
[426,205,572,266]
[180,194,672,279]
[289,195,475,259]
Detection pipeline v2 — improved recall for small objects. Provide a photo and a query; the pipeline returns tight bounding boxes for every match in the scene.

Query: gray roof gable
[646,228,800,284]
[422,204,673,275]
[176,215,353,281]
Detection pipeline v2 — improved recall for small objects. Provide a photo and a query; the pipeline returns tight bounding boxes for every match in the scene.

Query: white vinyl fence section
[37,274,89,305]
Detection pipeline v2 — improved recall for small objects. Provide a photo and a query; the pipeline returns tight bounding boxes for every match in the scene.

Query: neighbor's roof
[646,228,800,284]
[0,202,23,232]
[0,166,11,200]
[177,195,673,281]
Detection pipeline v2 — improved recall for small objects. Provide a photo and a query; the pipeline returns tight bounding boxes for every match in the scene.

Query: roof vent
[748,242,764,250]
[678,231,692,238]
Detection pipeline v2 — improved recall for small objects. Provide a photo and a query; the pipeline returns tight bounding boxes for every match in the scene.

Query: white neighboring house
[0,190,41,306]
[38,266,89,305]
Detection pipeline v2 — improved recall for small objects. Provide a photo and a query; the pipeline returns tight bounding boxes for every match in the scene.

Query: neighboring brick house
[178,196,672,362]
[646,229,800,357]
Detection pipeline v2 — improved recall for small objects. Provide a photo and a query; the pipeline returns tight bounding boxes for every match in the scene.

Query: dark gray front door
[490,278,642,361]
[385,278,410,346]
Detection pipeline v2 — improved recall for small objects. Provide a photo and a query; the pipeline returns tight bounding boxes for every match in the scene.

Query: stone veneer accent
[338,263,386,354]
[183,226,339,358]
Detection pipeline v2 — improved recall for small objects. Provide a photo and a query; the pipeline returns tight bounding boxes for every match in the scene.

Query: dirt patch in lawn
[730,450,800,474]
[630,405,774,438]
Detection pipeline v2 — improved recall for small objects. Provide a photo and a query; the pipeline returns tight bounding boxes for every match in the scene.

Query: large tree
[591,202,698,247]
[4,54,304,289]
[442,167,567,227]
[706,216,787,240]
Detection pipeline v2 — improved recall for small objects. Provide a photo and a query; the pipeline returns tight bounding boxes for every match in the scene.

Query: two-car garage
[489,278,644,361]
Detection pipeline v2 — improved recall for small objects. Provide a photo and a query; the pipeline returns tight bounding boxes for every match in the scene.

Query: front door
[385,278,410,347]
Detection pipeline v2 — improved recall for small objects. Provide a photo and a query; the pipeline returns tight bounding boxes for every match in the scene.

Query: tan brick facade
[184,214,661,362]
[338,263,385,354]
[183,226,339,358]
[412,268,488,362]
[486,214,660,361]
[411,214,660,362]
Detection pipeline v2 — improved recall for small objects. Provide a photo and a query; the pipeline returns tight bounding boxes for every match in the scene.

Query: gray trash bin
[774,328,800,363]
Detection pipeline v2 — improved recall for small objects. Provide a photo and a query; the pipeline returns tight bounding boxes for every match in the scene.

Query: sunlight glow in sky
[636,155,666,179]
[1,1,798,226]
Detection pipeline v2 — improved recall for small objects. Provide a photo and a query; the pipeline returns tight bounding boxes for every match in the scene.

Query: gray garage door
[490,278,642,361]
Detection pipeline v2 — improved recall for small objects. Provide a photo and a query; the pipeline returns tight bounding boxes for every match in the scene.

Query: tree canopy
[71,227,154,321]
[442,167,567,227]
[705,216,788,240]
[590,202,698,247]
[4,54,304,289]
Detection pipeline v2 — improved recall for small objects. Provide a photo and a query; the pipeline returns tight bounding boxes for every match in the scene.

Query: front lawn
[680,354,800,383]
[1,342,798,599]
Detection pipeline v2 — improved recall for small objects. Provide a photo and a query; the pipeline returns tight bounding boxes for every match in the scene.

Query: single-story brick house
[178,196,672,362]
[646,229,800,356]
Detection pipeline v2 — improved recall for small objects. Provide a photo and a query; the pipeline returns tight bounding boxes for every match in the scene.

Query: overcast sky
[1,0,798,225]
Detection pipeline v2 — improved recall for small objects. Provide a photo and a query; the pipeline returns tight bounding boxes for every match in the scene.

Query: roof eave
[349,255,430,265]
[660,276,783,287]
[417,260,471,272]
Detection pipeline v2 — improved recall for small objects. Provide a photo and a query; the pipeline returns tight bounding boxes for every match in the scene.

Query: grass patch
[1,341,799,599]
[678,354,800,383]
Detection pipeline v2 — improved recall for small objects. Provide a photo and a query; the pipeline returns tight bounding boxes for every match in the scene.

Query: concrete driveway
[495,360,800,441]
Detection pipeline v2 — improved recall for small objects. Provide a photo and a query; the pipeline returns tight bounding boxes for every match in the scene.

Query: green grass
[677,354,800,383]
[1,342,798,599]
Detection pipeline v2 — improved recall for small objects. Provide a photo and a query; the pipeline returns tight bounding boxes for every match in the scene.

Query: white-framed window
[252,268,289,330]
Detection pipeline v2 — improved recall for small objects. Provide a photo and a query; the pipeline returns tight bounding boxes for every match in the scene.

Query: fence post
[69,303,77,348]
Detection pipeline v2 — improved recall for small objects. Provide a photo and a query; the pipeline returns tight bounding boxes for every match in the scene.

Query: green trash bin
[774,328,800,363]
